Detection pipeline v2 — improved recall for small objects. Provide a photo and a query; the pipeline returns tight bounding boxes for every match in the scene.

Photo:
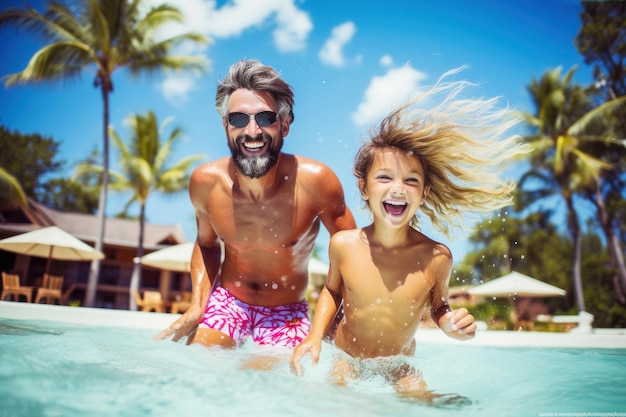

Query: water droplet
[376,298,382,304]
[272,283,278,289]
[234,281,241,287]
[352,337,357,342]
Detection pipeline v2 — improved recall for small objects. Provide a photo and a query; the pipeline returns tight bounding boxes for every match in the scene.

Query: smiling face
[359,148,430,228]
[224,88,290,178]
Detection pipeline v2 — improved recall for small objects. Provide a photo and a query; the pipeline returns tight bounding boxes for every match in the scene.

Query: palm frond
[0,167,28,208]
[4,41,94,86]
[568,96,626,136]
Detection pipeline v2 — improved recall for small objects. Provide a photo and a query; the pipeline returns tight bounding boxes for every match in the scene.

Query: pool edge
[2,301,625,349]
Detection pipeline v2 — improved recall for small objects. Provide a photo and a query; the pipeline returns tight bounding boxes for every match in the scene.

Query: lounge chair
[35,274,64,305]
[1,272,34,303]
[170,291,192,314]
[133,290,165,313]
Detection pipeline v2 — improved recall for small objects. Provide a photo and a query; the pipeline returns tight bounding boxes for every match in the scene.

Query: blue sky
[0,0,593,264]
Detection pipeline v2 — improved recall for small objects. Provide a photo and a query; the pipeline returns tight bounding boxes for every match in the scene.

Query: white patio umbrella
[307,257,329,290]
[0,226,105,276]
[468,271,566,297]
[137,242,194,273]
[139,244,331,278]
[308,258,329,276]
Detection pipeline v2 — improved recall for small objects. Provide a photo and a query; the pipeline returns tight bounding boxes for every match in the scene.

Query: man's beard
[230,133,282,178]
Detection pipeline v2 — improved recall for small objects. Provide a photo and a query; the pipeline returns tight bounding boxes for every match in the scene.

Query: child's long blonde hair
[354,68,528,237]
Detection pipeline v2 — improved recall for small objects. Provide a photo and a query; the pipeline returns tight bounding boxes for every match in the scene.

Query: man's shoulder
[289,154,340,191]
[193,158,229,175]
[291,153,333,172]
[191,158,231,186]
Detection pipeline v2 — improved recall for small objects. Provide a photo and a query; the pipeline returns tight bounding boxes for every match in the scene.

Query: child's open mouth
[383,200,407,216]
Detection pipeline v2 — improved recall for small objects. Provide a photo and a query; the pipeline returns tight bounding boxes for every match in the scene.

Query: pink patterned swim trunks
[199,285,310,348]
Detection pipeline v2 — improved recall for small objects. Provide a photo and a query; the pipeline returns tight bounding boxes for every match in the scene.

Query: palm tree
[0,168,28,210]
[77,111,203,310]
[519,66,626,312]
[0,0,209,307]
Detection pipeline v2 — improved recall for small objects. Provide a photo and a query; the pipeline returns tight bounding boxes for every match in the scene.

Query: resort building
[0,200,189,310]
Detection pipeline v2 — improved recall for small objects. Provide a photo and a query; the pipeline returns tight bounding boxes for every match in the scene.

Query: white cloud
[158,74,197,106]
[145,0,313,103]
[272,1,314,52]
[150,0,312,50]
[351,63,428,126]
[319,21,357,67]
[379,55,393,67]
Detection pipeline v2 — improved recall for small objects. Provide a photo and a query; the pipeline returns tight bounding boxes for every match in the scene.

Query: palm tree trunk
[84,85,110,307]
[567,197,586,312]
[594,186,626,302]
[129,202,146,310]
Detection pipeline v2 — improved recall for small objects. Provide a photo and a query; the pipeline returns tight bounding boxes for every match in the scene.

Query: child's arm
[429,246,476,340]
[289,284,341,376]
[290,238,344,376]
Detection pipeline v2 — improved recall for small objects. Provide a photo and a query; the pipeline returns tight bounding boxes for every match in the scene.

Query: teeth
[384,200,406,206]
[244,141,264,149]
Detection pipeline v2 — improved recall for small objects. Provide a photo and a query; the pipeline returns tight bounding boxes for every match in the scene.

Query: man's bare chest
[208,193,320,249]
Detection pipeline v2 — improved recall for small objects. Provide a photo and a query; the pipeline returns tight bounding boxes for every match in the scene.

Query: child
[289,71,526,400]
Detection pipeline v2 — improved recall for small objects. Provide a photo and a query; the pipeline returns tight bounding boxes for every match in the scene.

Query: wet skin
[154,88,355,347]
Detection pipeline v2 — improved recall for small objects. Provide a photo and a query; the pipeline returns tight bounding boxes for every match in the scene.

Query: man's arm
[154,167,221,342]
[315,164,356,235]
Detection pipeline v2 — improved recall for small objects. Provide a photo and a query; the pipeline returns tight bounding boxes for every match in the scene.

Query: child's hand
[289,337,322,377]
[439,308,476,340]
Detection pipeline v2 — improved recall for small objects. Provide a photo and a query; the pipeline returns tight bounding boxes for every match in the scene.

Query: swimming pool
[1,302,625,417]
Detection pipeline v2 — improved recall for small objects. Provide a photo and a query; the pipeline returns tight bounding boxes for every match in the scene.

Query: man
[155,60,355,348]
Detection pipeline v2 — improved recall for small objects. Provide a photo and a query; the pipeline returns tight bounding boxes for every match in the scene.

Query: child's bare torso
[332,228,445,358]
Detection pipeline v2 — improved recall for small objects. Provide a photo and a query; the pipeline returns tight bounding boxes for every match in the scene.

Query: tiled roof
[0,200,188,250]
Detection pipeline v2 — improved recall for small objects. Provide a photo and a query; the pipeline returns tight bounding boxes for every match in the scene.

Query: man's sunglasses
[227,111,278,128]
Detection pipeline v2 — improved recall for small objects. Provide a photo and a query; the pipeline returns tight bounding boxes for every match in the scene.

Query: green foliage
[456,210,626,328]
[576,1,626,99]
[39,178,99,213]
[455,210,572,290]
[467,299,514,331]
[0,125,100,213]
[0,125,62,197]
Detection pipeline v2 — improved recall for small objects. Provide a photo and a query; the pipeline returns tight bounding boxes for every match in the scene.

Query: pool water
[0,318,624,417]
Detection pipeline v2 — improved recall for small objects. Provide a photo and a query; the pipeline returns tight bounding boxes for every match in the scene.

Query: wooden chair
[1,272,34,303]
[133,290,165,313]
[170,291,192,314]
[35,274,64,305]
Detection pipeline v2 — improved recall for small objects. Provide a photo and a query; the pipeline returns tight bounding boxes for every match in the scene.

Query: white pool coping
[2,301,625,349]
